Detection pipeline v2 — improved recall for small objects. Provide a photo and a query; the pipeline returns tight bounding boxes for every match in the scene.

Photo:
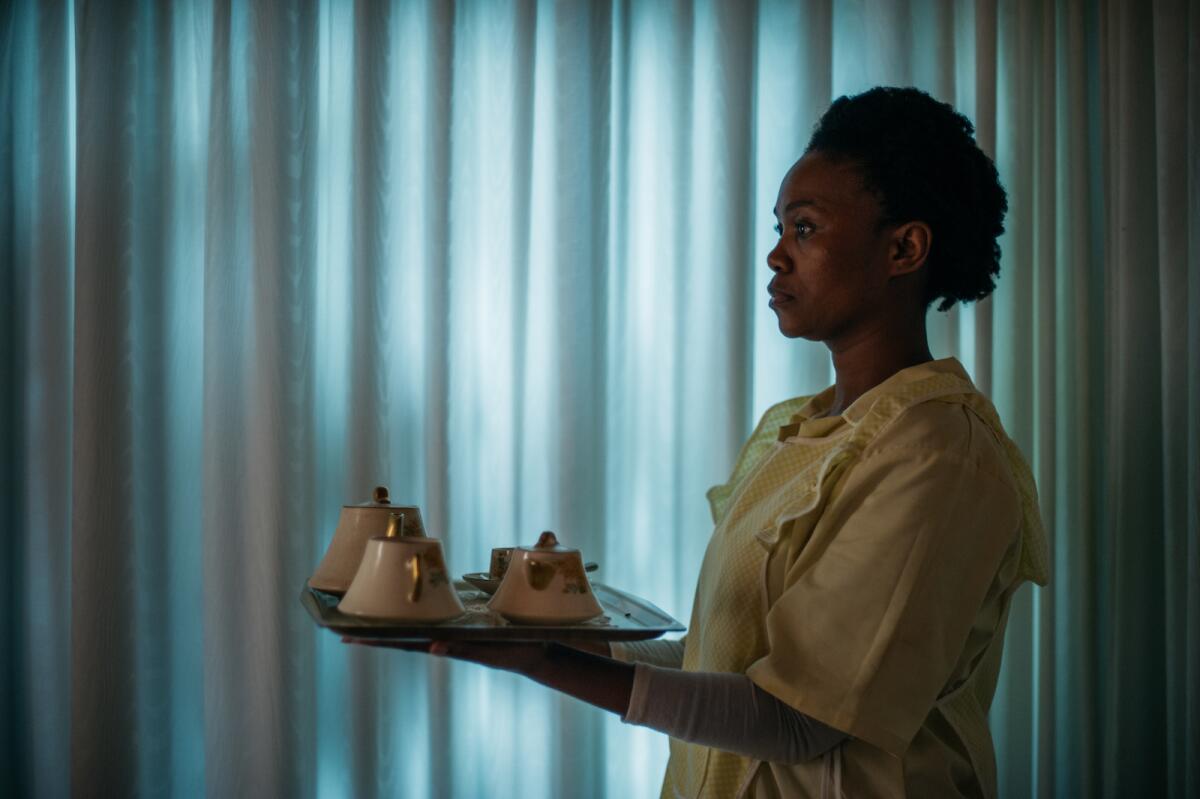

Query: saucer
[462,572,501,594]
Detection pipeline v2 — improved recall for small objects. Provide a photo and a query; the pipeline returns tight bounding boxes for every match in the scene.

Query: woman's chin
[775,316,811,340]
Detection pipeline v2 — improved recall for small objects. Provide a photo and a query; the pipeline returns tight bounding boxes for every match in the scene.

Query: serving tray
[301,580,685,642]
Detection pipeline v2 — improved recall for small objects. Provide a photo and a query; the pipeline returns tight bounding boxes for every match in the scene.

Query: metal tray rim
[300,580,686,642]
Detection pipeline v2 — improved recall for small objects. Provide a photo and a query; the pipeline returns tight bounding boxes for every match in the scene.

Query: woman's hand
[341,637,550,676]
[341,637,634,716]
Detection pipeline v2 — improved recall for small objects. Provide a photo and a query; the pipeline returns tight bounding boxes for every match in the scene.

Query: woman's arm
[525,642,635,715]
[623,663,846,764]
[344,638,845,763]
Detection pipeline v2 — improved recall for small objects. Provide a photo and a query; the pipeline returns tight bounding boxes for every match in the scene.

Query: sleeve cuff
[620,663,655,724]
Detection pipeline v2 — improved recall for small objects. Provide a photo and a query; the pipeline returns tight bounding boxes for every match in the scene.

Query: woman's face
[766,151,898,341]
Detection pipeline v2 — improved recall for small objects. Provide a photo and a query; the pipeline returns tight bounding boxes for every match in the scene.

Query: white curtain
[2,1,1197,797]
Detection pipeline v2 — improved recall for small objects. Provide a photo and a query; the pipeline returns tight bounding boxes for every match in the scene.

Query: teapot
[309,486,425,593]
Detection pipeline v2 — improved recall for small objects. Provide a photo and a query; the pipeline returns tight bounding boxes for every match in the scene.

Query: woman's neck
[823,324,933,417]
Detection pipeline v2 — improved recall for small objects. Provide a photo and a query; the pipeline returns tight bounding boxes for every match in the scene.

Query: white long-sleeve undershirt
[610,640,847,765]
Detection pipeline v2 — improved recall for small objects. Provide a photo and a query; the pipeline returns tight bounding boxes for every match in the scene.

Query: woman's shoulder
[862,395,1019,490]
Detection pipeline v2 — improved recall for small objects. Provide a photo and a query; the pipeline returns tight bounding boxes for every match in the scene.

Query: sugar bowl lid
[343,485,397,509]
[521,531,574,554]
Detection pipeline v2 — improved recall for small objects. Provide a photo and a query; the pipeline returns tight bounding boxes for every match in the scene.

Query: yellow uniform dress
[663,358,1049,798]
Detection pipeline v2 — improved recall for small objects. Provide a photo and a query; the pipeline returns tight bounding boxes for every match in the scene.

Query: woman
[347,87,1048,798]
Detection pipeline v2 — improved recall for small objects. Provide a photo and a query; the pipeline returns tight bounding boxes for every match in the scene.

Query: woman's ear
[888,221,932,276]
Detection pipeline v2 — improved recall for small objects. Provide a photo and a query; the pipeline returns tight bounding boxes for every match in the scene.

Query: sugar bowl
[487,531,603,624]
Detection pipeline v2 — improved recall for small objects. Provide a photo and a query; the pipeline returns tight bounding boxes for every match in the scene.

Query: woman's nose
[766,240,788,273]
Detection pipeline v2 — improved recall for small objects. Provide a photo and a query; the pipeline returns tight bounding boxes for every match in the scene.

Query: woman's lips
[768,284,794,308]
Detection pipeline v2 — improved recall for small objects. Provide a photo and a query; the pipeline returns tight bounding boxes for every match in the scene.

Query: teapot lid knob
[372,485,390,504]
[535,531,559,548]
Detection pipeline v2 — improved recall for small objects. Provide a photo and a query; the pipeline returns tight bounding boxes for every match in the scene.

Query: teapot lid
[344,485,399,509]
[523,531,575,553]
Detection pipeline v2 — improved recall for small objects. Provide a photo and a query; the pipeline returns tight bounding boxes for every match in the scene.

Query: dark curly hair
[805,87,1007,312]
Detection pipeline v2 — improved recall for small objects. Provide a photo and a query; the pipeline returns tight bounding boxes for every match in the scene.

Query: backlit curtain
[2,1,1197,797]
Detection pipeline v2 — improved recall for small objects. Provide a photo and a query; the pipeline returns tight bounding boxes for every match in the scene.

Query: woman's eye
[794,221,814,238]
[772,222,782,236]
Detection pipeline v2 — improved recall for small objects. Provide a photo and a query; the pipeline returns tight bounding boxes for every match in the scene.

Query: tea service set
[308,486,604,626]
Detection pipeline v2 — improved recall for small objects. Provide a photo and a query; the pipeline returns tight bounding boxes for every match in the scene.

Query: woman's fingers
[341,637,433,653]
[339,637,552,676]
[338,637,474,657]
[440,641,533,662]
[338,637,520,662]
